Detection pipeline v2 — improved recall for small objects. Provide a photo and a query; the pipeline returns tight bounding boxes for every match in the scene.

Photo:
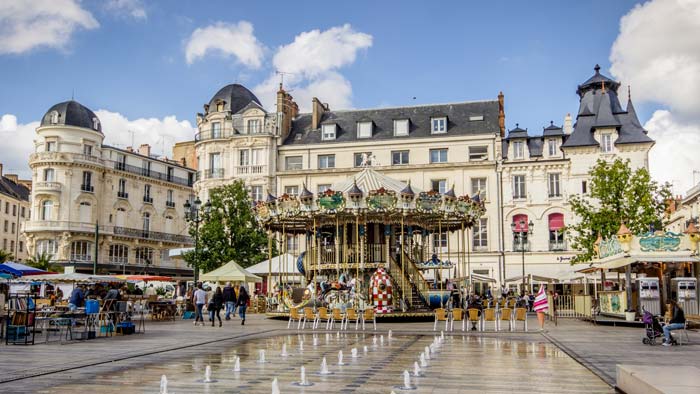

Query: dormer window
[322,123,336,141]
[547,139,558,156]
[247,119,261,134]
[92,117,100,131]
[431,117,447,134]
[513,141,525,159]
[49,111,59,124]
[393,119,409,136]
[216,100,225,112]
[469,115,484,121]
[357,121,373,139]
[601,133,613,153]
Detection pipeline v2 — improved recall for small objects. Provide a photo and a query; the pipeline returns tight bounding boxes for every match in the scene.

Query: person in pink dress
[533,285,549,331]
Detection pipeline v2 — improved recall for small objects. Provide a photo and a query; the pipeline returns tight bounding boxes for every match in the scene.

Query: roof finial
[515,123,519,128]
[594,64,601,74]
[71,88,74,101]
[550,120,554,126]
[628,85,631,101]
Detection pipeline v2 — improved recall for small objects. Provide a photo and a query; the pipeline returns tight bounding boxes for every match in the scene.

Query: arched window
[548,213,565,251]
[49,111,59,124]
[142,212,151,236]
[71,241,93,262]
[512,214,530,252]
[79,201,91,223]
[92,117,100,131]
[164,215,173,234]
[41,200,53,220]
[115,207,126,227]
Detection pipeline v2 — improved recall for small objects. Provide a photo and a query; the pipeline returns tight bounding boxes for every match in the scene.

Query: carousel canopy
[247,253,302,275]
[331,168,423,195]
[200,260,262,283]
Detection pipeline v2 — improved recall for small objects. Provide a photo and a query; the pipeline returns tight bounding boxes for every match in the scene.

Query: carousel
[256,168,485,318]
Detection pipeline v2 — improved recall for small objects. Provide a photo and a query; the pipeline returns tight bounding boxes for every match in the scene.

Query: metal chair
[287,307,303,329]
[514,307,528,331]
[483,308,498,331]
[315,307,331,330]
[466,308,481,331]
[328,308,344,330]
[433,308,449,331]
[450,308,466,332]
[498,307,513,331]
[301,307,316,329]
[362,308,377,330]
[343,308,361,330]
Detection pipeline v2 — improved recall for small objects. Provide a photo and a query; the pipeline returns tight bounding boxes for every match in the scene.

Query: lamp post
[184,197,211,284]
[511,218,533,294]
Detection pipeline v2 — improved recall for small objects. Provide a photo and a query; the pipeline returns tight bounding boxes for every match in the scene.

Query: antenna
[275,70,294,87]
[128,130,135,148]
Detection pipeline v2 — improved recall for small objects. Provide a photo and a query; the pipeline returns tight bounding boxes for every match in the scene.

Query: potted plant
[624,308,636,322]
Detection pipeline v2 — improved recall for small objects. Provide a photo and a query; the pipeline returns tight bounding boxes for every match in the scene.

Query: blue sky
[1,0,699,193]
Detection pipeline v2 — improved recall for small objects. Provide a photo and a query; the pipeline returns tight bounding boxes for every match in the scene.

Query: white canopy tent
[200,261,262,284]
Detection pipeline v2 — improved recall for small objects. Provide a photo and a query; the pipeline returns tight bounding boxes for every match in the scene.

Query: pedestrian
[533,285,549,331]
[223,282,237,320]
[662,299,686,346]
[193,283,207,326]
[68,285,85,312]
[237,285,250,325]
[211,286,223,327]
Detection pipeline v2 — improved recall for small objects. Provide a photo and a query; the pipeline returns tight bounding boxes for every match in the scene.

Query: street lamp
[184,197,211,283]
[511,218,534,294]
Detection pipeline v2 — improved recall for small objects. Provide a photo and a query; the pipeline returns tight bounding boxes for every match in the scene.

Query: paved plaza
[0,315,698,393]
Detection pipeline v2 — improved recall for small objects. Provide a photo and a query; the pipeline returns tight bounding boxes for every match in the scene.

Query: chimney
[276,83,299,140]
[0,163,3,176]
[563,113,573,134]
[497,91,505,137]
[312,97,327,130]
[138,144,151,157]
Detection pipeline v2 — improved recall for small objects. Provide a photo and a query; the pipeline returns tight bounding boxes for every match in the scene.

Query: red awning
[513,214,529,232]
[549,213,565,231]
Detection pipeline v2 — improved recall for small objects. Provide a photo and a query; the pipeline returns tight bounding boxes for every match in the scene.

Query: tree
[183,180,273,273]
[567,158,672,264]
[27,252,64,273]
[0,249,14,263]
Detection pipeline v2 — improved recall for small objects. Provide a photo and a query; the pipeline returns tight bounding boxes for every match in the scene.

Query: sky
[1,0,699,194]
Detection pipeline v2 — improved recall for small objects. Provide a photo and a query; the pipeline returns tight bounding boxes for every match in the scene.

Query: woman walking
[533,284,549,331]
[211,286,224,327]
[237,285,250,325]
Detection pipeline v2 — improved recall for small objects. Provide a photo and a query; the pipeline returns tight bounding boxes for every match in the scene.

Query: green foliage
[27,252,64,273]
[184,180,274,273]
[567,158,672,264]
[0,249,13,263]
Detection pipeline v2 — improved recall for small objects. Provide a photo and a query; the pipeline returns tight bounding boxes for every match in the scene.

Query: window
[109,244,129,264]
[513,141,525,159]
[285,156,303,170]
[582,180,588,194]
[318,154,335,169]
[284,185,299,196]
[11,222,15,234]
[45,141,56,152]
[12,204,16,216]
[468,146,488,161]
[116,154,126,170]
[92,117,100,130]
[431,117,447,134]
[21,207,25,218]
[432,232,448,249]
[143,184,152,203]
[429,148,447,163]
[118,179,127,198]
[469,115,484,121]
[134,247,153,265]
[392,150,409,165]
[49,111,59,124]
[70,241,93,262]
[548,173,561,197]
[548,139,558,156]
[318,184,331,193]
[286,235,299,252]
[10,240,14,251]
[549,213,565,251]
[3,220,7,232]
[166,167,174,181]
[79,201,91,222]
[19,241,23,253]
[83,144,92,156]
[209,153,222,178]
[166,190,175,207]
[142,160,151,176]
[41,200,53,220]
[142,212,151,233]
[43,168,55,182]
[512,214,530,252]
[164,215,173,233]
[250,186,263,202]
[354,152,372,167]
[322,124,336,140]
[115,207,126,227]
[247,119,261,134]
[211,122,222,138]
[239,150,249,166]
[251,148,263,166]
[81,171,93,192]
[394,119,409,136]
[3,202,7,214]
[513,175,526,199]
[357,121,372,138]
[601,133,613,153]
[471,177,487,198]
[431,179,447,194]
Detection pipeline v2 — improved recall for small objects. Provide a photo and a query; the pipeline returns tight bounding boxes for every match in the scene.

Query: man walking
[223,282,237,321]
[193,283,207,326]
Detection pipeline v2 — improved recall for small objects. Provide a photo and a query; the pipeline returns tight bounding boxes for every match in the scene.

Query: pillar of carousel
[255,168,485,317]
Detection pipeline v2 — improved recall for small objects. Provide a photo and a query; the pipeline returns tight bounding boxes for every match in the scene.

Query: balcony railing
[513,240,531,252]
[166,201,176,208]
[235,165,266,175]
[143,196,153,204]
[203,168,225,179]
[112,161,193,187]
[22,220,193,246]
[549,241,566,251]
[34,182,62,192]
[113,226,192,244]
[117,191,129,199]
[80,184,94,193]
[194,127,273,142]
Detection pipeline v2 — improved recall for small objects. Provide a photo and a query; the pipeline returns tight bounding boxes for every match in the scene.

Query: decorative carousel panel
[317,189,345,212]
[454,196,473,216]
[254,201,271,221]
[416,190,442,212]
[366,187,397,212]
[277,193,301,217]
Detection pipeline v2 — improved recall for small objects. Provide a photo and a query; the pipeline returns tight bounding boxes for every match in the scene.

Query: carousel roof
[331,167,423,195]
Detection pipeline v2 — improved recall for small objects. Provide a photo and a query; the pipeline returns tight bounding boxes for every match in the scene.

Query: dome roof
[207,84,261,114]
[40,100,102,133]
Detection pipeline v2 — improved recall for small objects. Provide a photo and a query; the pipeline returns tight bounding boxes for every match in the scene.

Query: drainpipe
[494,135,506,285]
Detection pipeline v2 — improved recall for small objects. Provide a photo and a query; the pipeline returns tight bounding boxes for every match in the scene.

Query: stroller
[641,309,677,345]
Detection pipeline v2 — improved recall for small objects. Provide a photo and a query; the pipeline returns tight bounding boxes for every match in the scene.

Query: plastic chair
[450,308,466,332]
[344,309,361,330]
[287,307,303,329]
[301,307,316,329]
[329,308,344,330]
[514,307,528,331]
[433,308,449,331]
[315,307,330,330]
[466,308,481,331]
[362,308,377,330]
[499,308,513,331]
[483,308,497,331]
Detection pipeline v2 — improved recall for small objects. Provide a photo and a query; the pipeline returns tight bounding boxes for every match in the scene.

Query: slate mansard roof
[40,100,102,133]
[0,176,30,202]
[283,100,501,145]
[207,84,262,115]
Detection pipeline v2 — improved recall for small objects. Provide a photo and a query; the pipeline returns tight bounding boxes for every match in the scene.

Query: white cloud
[184,21,265,68]
[0,0,98,55]
[0,111,195,178]
[255,24,372,112]
[645,110,700,195]
[610,0,700,117]
[105,0,147,20]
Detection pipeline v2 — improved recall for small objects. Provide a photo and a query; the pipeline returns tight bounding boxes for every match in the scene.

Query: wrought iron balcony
[166,201,176,208]
[513,240,530,252]
[113,226,192,244]
[143,196,153,204]
[549,241,567,251]
[117,191,129,199]
[111,161,193,187]
[80,184,94,193]
[203,168,225,179]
